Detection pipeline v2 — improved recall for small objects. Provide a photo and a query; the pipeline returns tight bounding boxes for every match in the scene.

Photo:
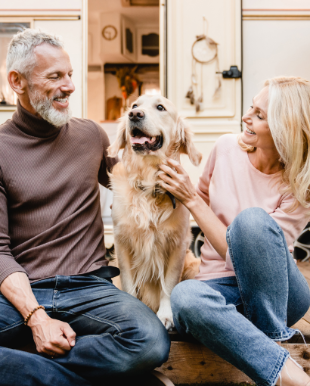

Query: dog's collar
[136,182,176,209]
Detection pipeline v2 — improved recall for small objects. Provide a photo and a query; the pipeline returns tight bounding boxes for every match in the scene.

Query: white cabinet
[99,12,159,64]
[100,12,137,63]
[136,27,159,63]
[161,0,242,183]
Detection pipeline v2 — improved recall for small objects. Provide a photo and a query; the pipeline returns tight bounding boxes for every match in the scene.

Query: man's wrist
[27,308,50,328]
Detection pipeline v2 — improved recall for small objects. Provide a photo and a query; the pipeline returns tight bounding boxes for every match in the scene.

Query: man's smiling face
[26,43,75,126]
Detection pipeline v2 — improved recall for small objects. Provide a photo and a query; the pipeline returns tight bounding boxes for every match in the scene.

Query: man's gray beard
[29,90,72,127]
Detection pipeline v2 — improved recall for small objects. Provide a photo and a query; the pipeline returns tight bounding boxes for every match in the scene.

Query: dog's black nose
[129,109,145,122]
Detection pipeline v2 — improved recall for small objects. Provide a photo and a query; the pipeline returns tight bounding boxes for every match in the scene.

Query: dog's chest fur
[110,162,189,295]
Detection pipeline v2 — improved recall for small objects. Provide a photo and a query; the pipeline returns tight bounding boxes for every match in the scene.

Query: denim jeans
[171,207,310,386]
[0,274,170,385]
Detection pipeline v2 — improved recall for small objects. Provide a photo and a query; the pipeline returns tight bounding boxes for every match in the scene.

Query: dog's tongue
[130,136,156,145]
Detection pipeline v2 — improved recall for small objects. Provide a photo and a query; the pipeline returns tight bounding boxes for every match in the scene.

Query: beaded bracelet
[24,305,45,325]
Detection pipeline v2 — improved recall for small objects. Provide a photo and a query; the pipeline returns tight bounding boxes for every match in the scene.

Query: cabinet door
[160,0,242,183]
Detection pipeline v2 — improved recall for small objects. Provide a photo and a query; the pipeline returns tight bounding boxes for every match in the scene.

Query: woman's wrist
[184,192,204,211]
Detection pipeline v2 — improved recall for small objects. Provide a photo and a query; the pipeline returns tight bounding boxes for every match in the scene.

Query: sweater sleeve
[0,166,27,285]
[95,122,119,188]
[196,143,217,205]
[270,194,310,249]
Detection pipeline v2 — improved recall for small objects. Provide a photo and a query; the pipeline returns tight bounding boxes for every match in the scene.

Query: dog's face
[108,95,202,166]
[127,95,177,157]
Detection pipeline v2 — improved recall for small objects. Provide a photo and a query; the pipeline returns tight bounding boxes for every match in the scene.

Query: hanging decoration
[115,66,142,108]
[185,17,221,113]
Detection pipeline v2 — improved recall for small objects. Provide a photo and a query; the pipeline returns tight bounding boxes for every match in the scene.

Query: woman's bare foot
[275,357,310,386]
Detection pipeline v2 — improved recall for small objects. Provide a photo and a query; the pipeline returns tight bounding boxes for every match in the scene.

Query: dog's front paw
[157,307,174,331]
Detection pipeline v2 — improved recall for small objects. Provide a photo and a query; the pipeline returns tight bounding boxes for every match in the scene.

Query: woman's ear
[176,117,202,166]
[108,115,127,157]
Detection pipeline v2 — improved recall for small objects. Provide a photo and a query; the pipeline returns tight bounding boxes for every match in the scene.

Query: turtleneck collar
[12,100,63,138]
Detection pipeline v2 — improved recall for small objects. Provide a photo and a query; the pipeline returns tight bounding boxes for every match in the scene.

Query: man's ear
[7,70,27,96]
[108,115,127,157]
[176,117,202,166]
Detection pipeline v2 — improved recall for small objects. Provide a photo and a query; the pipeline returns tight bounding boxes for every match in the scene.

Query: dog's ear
[176,117,202,166]
[108,115,127,157]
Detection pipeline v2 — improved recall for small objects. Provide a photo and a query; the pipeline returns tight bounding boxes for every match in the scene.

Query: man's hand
[28,310,76,356]
[0,272,76,357]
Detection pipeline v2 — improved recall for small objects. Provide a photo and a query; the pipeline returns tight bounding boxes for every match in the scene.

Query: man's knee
[117,297,171,371]
[137,321,170,370]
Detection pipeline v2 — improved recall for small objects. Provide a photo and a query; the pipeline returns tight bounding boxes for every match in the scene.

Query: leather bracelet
[24,305,45,326]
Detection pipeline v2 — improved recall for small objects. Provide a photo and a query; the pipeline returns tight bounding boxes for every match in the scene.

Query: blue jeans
[171,207,310,386]
[0,274,170,385]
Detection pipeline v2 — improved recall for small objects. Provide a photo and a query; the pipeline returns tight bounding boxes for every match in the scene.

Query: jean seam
[55,310,123,334]
[226,227,251,320]
[265,348,289,386]
[75,332,111,341]
[227,225,292,339]
[87,275,112,284]
[0,311,53,333]
[125,319,166,367]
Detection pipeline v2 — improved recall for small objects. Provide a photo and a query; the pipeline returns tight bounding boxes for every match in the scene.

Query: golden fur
[108,95,201,329]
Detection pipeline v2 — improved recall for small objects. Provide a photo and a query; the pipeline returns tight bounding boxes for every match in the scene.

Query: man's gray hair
[6,29,64,78]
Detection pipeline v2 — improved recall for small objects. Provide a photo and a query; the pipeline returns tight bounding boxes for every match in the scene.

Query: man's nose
[60,75,75,94]
[129,109,145,122]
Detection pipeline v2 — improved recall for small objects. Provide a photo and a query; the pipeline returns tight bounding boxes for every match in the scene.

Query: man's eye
[157,105,165,111]
[132,104,138,109]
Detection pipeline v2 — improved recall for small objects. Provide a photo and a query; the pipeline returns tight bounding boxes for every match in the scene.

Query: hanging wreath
[185,18,221,112]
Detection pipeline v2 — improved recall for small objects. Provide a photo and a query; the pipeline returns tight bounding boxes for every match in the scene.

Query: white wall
[242,0,310,117]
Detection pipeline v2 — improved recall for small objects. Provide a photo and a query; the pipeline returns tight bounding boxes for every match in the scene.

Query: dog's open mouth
[130,128,163,152]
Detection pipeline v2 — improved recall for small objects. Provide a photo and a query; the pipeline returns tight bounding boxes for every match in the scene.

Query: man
[0,29,170,385]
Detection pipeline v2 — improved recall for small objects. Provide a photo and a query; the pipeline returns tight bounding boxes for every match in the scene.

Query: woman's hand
[159,158,228,259]
[158,158,198,207]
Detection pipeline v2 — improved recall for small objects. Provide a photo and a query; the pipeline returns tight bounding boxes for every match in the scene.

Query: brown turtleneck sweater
[0,102,117,284]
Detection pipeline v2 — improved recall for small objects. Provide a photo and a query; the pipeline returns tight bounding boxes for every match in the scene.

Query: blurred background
[1,0,310,254]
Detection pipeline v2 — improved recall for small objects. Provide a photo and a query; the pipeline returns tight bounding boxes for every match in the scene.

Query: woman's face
[241,86,275,150]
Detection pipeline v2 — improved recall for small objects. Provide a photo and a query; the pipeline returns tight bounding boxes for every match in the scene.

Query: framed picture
[121,16,136,62]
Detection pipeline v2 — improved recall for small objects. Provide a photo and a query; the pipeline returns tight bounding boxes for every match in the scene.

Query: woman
[159,77,310,386]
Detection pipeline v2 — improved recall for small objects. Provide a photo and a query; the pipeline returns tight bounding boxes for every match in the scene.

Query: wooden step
[156,325,310,385]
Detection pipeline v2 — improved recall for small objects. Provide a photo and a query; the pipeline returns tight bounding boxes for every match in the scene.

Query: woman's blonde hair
[239,76,310,210]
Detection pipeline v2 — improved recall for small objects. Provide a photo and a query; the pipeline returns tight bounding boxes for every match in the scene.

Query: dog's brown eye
[132,104,138,109]
[157,104,165,111]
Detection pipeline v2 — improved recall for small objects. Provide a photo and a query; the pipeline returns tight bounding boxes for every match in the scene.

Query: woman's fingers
[159,163,178,178]
[166,158,186,174]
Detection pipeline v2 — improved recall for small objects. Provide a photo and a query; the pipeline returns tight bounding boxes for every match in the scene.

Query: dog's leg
[181,249,201,280]
[157,246,186,330]
[114,242,137,297]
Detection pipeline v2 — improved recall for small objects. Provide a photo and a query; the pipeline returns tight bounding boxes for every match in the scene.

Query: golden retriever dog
[108,95,201,329]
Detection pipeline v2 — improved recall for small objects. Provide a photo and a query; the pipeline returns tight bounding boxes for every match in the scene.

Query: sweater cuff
[0,265,28,287]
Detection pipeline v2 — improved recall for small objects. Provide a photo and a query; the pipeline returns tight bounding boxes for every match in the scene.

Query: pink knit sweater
[195,134,310,281]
